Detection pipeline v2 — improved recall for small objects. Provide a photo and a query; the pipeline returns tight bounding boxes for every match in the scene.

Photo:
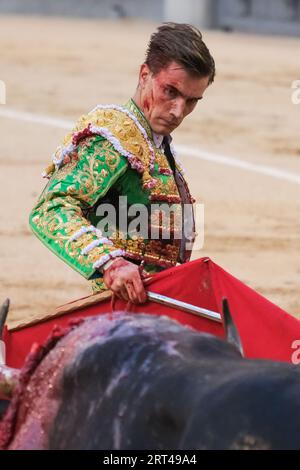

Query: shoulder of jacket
[44,105,156,184]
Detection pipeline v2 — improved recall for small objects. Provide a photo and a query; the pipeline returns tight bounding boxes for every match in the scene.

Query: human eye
[164,86,178,99]
[187,97,200,107]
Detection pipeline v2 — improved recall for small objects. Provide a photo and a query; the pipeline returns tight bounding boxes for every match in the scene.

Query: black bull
[2,312,300,450]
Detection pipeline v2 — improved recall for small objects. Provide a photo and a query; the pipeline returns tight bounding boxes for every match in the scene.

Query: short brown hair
[145,22,215,84]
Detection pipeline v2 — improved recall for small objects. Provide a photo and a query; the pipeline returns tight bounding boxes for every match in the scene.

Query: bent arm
[29,136,128,279]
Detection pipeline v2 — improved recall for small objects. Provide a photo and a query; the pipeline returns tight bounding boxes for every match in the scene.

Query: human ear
[139,63,151,88]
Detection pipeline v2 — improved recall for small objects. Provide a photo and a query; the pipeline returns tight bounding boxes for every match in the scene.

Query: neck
[132,87,143,115]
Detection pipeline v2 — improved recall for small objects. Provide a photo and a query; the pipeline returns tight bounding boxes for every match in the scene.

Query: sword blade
[147,291,222,323]
[0,340,5,365]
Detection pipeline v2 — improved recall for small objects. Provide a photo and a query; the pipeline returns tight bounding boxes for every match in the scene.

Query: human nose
[170,97,185,120]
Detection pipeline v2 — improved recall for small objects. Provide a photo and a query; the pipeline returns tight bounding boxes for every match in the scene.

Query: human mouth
[160,118,178,128]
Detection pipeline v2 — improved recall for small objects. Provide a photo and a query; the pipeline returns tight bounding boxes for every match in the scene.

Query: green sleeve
[29,136,128,279]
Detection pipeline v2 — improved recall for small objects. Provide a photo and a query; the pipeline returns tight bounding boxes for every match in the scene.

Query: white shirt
[152,132,172,151]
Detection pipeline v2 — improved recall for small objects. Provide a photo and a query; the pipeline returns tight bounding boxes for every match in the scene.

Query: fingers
[114,287,129,302]
[110,279,129,302]
[125,281,136,304]
[130,274,147,303]
[103,259,147,304]
[110,275,146,304]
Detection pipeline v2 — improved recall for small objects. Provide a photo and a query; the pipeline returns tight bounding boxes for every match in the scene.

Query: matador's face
[138,61,210,136]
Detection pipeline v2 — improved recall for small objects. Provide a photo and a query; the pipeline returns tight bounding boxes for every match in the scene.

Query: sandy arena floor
[0,15,299,327]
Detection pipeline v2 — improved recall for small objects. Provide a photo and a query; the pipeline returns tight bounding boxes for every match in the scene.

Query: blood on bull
[1,306,300,450]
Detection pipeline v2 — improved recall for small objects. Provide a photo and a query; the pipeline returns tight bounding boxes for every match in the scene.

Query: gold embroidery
[54,151,79,181]
[112,233,180,267]
[33,101,194,275]
[150,205,182,238]
[50,106,178,202]
[149,176,180,201]
[125,99,152,141]
[154,148,171,173]
[59,108,152,174]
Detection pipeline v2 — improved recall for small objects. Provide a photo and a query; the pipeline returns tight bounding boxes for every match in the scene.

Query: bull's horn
[0,298,10,338]
[222,298,244,356]
[0,364,19,400]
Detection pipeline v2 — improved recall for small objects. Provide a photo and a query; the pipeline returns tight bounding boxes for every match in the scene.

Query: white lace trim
[91,104,154,150]
[70,225,102,242]
[89,124,141,169]
[90,104,156,170]
[52,143,76,169]
[81,237,114,255]
[51,104,157,174]
[92,249,125,270]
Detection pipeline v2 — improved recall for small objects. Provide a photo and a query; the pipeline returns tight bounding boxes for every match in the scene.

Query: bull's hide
[2,313,300,450]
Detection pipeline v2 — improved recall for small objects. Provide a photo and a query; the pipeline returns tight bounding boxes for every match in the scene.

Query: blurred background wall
[0,0,164,20]
[216,0,300,36]
[0,0,300,35]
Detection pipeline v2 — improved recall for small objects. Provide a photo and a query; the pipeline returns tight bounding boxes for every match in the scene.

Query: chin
[152,123,173,136]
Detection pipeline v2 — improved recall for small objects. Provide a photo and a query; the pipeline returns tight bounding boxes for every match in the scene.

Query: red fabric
[4,257,300,368]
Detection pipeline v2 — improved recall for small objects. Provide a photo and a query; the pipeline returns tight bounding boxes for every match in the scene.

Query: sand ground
[0,15,299,328]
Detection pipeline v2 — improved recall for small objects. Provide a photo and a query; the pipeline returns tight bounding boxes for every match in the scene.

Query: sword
[0,298,10,365]
[0,341,5,366]
[147,291,222,323]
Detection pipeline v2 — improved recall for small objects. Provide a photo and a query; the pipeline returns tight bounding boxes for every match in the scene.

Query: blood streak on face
[137,61,210,136]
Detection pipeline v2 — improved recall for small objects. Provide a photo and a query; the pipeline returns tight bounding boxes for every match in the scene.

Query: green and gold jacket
[29,100,195,292]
